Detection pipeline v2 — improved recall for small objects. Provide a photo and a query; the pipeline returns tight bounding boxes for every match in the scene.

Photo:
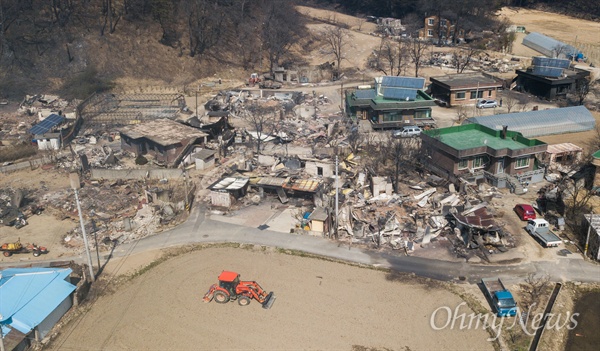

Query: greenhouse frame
[463,106,596,138]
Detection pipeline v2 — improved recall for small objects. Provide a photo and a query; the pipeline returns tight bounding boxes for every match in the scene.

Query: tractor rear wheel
[33,250,40,257]
[238,296,251,306]
[3,251,11,257]
[213,291,230,304]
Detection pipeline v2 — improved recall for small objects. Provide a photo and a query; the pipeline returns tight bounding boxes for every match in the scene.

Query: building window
[473,156,486,169]
[428,18,434,26]
[455,92,466,100]
[470,91,483,99]
[488,90,492,97]
[515,157,530,169]
[427,29,433,37]
[414,109,431,119]
[458,159,468,170]
[441,19,447,26]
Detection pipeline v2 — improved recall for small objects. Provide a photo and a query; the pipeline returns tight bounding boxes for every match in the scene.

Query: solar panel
[532,66,564,78]
[382,87,418,101]
[381,76,424,89]
[29,114,65,135]
[354,89,376,99]
[532,57,570,69]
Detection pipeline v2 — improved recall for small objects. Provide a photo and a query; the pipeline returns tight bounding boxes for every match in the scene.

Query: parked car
[393,126,422,138]
[476,99,498,108]
[514,204,536,221]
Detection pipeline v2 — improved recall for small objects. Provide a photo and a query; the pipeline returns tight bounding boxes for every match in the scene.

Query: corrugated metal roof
[463,106,595,137]
[0,268,75,334]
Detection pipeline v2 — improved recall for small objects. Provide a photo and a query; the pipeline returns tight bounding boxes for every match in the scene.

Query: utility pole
[335,155,339,239]
[183,169,189,212]
[90,210,101,271]
[70,173,95,282]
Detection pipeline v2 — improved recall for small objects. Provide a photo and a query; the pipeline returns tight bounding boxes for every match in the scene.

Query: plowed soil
[48,247,494,351]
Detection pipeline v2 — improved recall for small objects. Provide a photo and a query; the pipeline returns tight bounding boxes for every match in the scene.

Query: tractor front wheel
[238,296,251,306]
[3,251,11,257]
[213,290,230,304]
[33,250,41,257]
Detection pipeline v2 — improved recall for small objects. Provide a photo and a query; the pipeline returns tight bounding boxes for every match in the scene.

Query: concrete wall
[0,155,56,173]
[305,161,334,177]
[90,168,183,180]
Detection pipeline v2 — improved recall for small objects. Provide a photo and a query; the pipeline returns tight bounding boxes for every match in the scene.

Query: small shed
[29,114,66,150]
[308,207,330,235]
[192,149,217,170]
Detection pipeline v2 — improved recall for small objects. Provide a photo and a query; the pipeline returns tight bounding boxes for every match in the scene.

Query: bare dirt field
[48,247,494,351]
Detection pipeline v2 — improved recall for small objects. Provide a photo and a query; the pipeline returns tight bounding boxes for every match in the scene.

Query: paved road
[108,206,600,284]
[3,205,599,284]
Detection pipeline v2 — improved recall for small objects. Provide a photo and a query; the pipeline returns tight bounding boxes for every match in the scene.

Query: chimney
[502,125,508,139]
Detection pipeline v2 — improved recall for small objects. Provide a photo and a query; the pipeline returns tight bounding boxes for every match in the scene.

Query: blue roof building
[0,268,76,350]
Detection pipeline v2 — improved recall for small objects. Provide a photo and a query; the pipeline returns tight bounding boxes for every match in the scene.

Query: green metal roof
[593,150,600,159]
[424,124,545,151]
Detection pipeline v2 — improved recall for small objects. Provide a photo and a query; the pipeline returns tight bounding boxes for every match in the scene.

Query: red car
[514,204,536,221]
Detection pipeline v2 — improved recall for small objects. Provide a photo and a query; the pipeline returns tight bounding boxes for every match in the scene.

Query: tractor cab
[218,271,240,296]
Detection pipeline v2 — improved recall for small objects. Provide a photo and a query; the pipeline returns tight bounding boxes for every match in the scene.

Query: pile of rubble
[41,178,191,250]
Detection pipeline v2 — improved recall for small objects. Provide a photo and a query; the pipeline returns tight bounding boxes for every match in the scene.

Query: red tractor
[203,271,276,309]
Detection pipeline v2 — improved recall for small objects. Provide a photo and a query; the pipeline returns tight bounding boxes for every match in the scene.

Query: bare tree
[451,46,478,73]
[572,77,592,106]
[407,38,429,77]
[453,104,469,125]
[261,1,302,76]
[186,0,225,57]
[502,89,520,114]
[242,103,278,155]
[374,38,409,76]
[101,0,122,35]
[321,26,352,80]
[522,273,551,310]
[355,16,367,31]
[387,137,420,192]
[552,44,570,58]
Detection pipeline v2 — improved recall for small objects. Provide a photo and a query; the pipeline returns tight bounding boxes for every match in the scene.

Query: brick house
[418,15,464,45]
[421,124,547,190]
[429,73,504,107]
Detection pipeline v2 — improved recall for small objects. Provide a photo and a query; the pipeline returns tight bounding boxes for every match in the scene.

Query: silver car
[476,99,498,108]
[393,126,422,138]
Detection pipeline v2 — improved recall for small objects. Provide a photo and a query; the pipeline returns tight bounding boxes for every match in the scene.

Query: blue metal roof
[532,57,570,69]
[381,76,424,89]
[0,268,75,334]
[463,106,595,138]
[28,114,65,136]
